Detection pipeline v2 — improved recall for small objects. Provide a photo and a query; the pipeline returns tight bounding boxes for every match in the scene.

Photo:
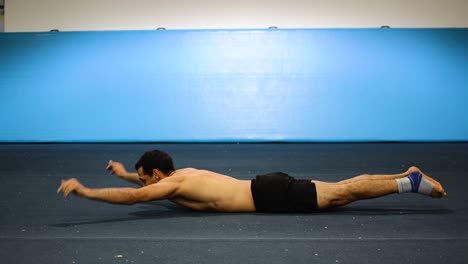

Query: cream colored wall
[5,0,468,32]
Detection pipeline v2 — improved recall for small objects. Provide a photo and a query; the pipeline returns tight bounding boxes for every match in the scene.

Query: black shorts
[250,172,318,213]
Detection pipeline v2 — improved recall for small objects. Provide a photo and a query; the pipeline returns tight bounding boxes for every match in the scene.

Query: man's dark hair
[134,150,175,176]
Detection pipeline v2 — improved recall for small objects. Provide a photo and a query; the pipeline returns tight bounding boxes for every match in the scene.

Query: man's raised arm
[106,160,143,186]
[57,178,178,205]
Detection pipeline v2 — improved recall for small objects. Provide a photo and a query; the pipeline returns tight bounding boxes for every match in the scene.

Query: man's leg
[337,166,430,184]
[313,171,446,210]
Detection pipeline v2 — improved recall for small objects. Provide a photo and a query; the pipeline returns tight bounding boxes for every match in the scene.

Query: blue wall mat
[0,29,467,142]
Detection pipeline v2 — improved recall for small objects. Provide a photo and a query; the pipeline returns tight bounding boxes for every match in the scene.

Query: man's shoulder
[174,168,201,177]
[177,168,218,174]
[168,168,204,180]
[175,168,229,179]
[177,168,199,173]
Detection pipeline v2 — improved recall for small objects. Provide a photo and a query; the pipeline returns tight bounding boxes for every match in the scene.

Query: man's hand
[57,178,88,198]
[106,160,142,186]
[106,160,128,177]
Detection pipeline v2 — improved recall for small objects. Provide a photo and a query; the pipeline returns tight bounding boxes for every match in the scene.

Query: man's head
[135,150,175,186]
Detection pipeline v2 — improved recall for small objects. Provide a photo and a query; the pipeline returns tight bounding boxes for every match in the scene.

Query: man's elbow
[125,189,142,205]
[123,199,137,205]
[127,189,162,204]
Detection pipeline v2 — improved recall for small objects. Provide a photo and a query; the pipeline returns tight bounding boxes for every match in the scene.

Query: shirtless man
[57,150,447,213]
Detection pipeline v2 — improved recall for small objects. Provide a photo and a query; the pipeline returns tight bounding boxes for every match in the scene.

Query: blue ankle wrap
[408,172,423,193]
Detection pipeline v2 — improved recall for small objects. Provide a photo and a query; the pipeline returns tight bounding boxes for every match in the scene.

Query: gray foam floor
[0,143,466,263]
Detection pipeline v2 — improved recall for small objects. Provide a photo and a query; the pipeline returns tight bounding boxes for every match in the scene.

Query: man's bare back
[156,168,256,212]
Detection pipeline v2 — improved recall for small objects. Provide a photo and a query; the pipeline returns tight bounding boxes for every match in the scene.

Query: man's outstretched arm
[57,178,177,205]
[106,160,143,186]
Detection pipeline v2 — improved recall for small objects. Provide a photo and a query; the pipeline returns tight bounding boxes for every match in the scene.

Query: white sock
[396,172,434,196]
[396,177,412,193]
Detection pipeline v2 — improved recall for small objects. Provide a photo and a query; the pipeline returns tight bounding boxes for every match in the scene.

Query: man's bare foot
[408,166,447,198]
